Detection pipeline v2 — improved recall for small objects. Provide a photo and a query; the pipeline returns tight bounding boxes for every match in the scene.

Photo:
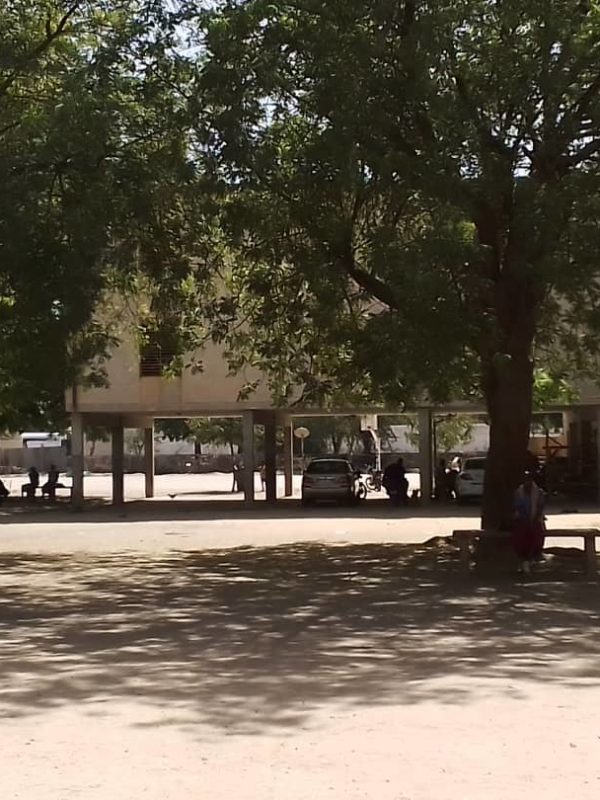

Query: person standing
[434,458,450,501]
[383,457,409,505]
[232,461,240,493]
[512,471,546,574]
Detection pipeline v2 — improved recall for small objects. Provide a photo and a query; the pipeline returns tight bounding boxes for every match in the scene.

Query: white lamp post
[294,426,310,469]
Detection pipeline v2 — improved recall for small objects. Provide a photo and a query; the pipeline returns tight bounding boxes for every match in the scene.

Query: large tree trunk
[482,352,534,529]
[480,278,536,530]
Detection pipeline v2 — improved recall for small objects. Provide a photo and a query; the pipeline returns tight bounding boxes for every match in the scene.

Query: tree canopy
[0,0,208,429]
[4,1,600,526]
[191,0,600,525]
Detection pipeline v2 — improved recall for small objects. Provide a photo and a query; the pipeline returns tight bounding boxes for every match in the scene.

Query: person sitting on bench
[22,466,40,499]
[0,478,9,502]
[42,464,60,500]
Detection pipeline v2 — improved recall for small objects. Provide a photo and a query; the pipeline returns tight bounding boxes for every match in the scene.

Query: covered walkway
[68,409,436,508]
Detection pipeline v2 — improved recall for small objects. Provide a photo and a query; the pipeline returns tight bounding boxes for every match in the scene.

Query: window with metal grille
[139,341,176,377]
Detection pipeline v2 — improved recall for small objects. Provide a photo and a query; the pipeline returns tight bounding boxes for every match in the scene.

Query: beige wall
[67,328,279,417]
[68,335,600,419]
[573,380,600,406]
[67,295,600,419]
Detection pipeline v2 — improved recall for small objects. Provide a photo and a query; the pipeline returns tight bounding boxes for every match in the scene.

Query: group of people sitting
[382,456,462,505]
[382,456,467,505]
[22,465,62,499]
[0,465,63,502]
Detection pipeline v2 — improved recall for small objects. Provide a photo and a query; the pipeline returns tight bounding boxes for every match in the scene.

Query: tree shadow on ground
[0,498,485,524]
[1,496,595,525]
[0,541,599,735]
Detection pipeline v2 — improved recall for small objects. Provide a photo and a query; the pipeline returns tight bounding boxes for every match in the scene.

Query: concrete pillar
[71,412,84,509]
[283,423,294,497]
[264,414,277,503]
[144,426,155,498]
[112,423,124,506]
[418,408,433,504]
[563,410,578,470]
[242,411,256,503]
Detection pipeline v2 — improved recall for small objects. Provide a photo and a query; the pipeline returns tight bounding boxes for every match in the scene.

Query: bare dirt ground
[1,476,600,799]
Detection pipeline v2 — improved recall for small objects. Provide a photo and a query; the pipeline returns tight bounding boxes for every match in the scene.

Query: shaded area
[0,497,485,525]
[2,495,592,525]
[0,541,599,735]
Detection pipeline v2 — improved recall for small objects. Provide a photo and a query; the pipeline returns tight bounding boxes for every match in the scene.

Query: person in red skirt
[513,471,546,574]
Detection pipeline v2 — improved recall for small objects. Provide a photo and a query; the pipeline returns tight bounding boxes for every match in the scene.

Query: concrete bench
[42,483,72,500]
[21,483,72,500]
[452,528,600,576]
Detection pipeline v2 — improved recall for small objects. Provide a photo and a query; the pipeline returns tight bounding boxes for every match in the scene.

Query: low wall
[0,448,426,475]
[0,447,67,474]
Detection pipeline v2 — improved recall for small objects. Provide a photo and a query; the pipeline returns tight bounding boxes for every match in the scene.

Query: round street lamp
[294,426,310,468]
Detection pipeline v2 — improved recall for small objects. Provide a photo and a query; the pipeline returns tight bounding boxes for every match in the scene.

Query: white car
[455,457,486,503]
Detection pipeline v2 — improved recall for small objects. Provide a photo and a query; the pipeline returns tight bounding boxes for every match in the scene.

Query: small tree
[85,426,110,458]
[125,430,145,457]
[157,418,244,456]
[435,417,476,458]
[188,418,244,457]
[295,416,362,456]
[404,415,475,457]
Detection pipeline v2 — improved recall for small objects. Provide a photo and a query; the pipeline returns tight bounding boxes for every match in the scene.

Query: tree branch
[0,119,20,138]
[336,248,399,311]
[446,40,512,161]
[399,1,416,39]
[0,2,84,97]
[452,71,512,159]
[567,138,600,167]
[32,2,83,59]
[566,71,600,130]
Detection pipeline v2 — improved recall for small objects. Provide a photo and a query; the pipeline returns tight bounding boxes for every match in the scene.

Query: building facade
[66,312,600,506]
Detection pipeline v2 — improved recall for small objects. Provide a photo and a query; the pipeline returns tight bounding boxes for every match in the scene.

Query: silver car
[301,458,361,505]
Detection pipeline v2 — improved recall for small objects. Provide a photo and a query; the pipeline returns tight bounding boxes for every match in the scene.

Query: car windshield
[464,458,486,470]
[306,460,350,474]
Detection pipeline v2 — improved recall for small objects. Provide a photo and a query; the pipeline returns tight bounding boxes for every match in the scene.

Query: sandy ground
[1,474,600,799]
